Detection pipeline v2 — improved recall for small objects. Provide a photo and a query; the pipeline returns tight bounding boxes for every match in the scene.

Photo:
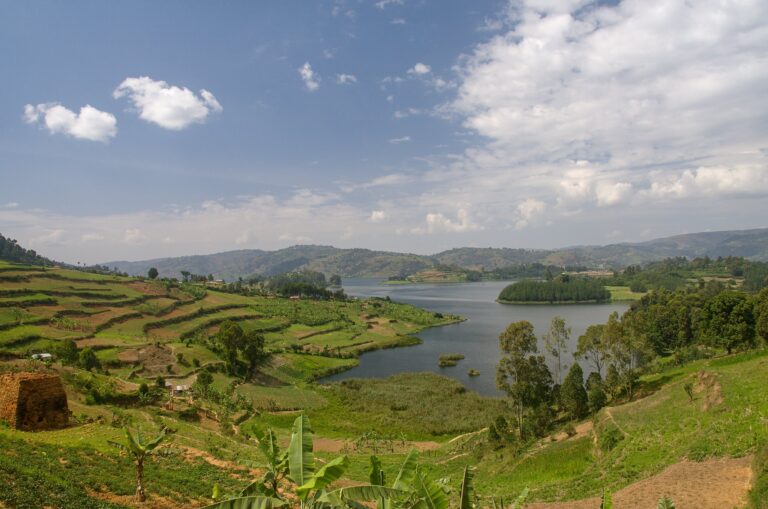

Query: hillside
[1,256,767,508]
[105,227,768,280]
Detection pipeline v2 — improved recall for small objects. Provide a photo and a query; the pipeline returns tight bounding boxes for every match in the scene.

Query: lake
[322,279,629,396]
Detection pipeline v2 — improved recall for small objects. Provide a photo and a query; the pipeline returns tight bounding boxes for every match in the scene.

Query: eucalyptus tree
[544,316,570,385]
[496,321,553,439]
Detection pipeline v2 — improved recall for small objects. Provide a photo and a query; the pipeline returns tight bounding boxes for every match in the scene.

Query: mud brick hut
[0,372,69,430]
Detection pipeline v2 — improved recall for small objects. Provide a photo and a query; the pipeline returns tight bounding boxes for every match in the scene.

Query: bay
[322,278,630,396]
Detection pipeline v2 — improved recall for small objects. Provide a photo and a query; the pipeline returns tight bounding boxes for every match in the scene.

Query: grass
[471,349,768,501]
[606,285,647,301]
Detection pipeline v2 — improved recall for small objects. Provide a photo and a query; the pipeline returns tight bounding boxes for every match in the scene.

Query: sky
[1,0,767,264]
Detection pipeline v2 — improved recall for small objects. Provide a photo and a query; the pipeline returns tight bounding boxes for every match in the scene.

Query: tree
[329,274,342,287]
[109,428,167,502]
[55,339,79,365]
[496,321,553,439]
[575,324,608,377]
[243,331,266,375]
[700,291,755,354]
[605,364,621,399]
[180,270,191,282]
[756,288,768,341]
[544,316,570,384]
[217,320,245,375]
[147,267,159,280]
[560,362,588,419]
[195,370,214,395]
[79,347,100,371]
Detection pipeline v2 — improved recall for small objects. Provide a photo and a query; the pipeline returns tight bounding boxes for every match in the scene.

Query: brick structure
[0,372,69,430]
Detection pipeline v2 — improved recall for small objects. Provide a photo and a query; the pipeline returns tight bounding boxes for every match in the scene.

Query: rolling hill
[105,227,768,280]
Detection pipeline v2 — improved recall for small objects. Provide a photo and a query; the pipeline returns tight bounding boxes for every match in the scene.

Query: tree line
[494,284,768,444]
[498,276,611,303]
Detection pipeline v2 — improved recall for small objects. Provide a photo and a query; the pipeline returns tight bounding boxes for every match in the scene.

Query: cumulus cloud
[24,103,117,142]
[408,63,431,75]
[336,73,358,85]
[299,62,320,91]
[113,77,222,130]
[370,210,387,222]
[644,165,768,199]
[414,209,482,234]
[515,199,546,229]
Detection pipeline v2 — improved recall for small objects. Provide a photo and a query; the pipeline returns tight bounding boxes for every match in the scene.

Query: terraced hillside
[0,260,459,391]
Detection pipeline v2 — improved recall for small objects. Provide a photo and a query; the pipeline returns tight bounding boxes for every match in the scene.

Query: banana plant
[108,427,167,502]
[205,414,352,509]
[321,449,448,509]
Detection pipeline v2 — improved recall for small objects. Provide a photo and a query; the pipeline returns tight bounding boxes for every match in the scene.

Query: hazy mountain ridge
[105,227,768,280]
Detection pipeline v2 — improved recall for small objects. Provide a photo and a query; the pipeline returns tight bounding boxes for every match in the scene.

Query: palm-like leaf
[600,489,612,509]
[412,470,449,509]
[296,455,350,500]
[458,466,474,509]
[200,496,286,509]
[288,414,315,486]
[392,449,419,491]
[320,485,414,505]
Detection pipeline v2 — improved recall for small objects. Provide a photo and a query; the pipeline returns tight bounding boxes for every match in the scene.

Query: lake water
[321,279,629,396]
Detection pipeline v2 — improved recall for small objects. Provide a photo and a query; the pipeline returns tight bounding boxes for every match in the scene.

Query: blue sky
[2,0,767,264]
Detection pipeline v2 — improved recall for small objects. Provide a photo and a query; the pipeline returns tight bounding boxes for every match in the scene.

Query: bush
[598,424,623,452]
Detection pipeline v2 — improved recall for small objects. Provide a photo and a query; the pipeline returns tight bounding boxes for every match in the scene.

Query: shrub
[598,424,623,452]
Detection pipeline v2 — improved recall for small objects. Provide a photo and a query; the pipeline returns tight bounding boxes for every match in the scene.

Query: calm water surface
[322,279,629,396]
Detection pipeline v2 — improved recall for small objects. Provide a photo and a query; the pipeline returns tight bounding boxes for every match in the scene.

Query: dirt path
[524,456,753,509]
[603,407,629,437]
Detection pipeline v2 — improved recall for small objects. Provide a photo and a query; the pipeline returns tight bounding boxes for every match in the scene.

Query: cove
[322,279,630,396]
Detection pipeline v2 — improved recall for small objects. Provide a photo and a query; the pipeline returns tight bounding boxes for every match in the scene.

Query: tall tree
[147,267,159,280]
[560,362,588,419]
[544,316,570,384]
[575,324,608,377]
[496,321,553,439]
[217,320,245,375]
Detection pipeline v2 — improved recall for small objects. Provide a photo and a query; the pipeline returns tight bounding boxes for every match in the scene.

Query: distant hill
[105,227,768,280]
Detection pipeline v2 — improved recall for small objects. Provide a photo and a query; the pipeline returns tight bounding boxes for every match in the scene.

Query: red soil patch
[524,456,753,509]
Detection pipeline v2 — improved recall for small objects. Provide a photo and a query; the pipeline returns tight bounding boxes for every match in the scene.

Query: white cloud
[388,136,411,144]
[390,18,406,25]
[336,73,358,85]
[81,233,104,242]
[414,209,482,234]
[113,77,222,130]
[370,210,387,222]
[123,228,148,244]
[595,181,633,207]
[5,202,19,208]
[299,62,320,91]
[515,199,546,229]
[408,63,431,75]
[24,103,117,142]
[645,165,768,199]
[376,0,404,9]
